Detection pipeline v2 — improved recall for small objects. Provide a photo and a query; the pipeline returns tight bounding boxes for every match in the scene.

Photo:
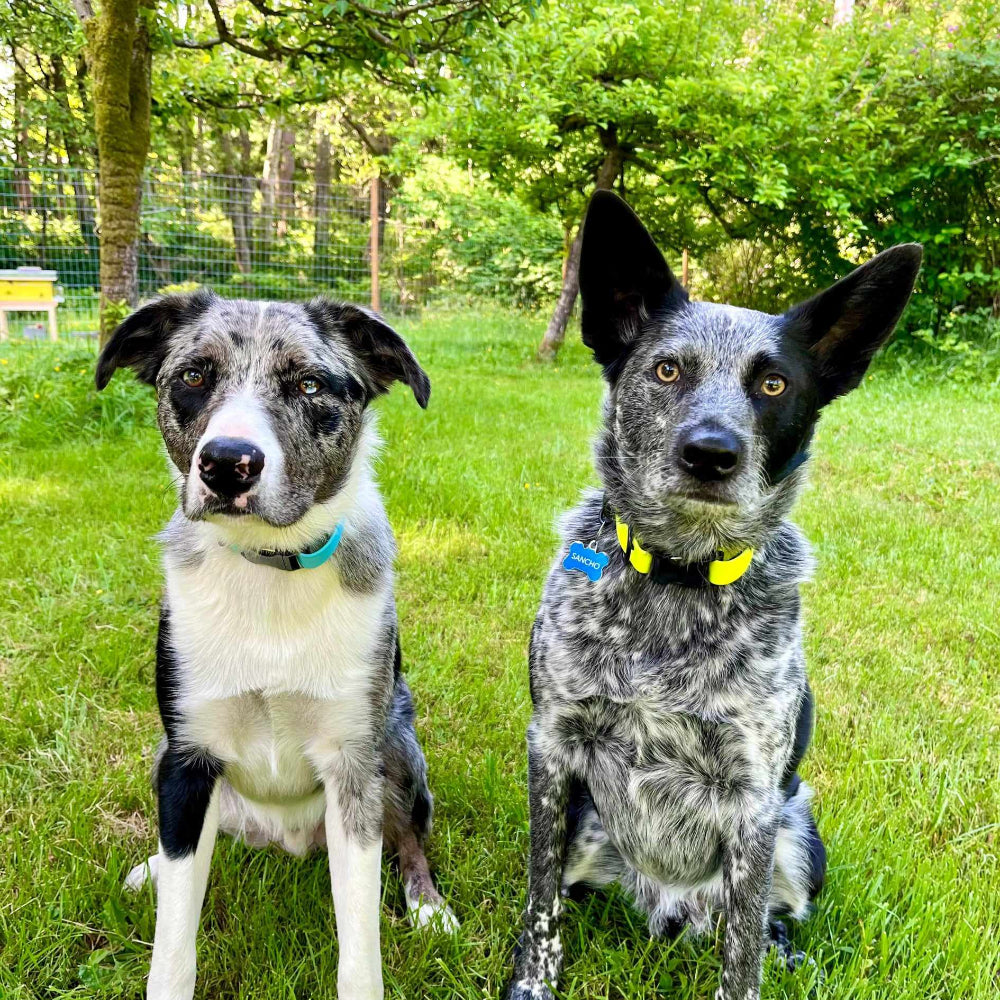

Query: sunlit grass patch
[1,315,998,998]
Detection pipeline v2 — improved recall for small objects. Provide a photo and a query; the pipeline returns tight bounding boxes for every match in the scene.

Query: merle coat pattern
[96,294,454,1000]
[508,192,921,1000]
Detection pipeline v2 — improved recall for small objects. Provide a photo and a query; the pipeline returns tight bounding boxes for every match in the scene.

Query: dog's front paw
[124,854,159,892]
[504,979,556,1000]
[768,920,817,975]
[407,898,461,934]
[337,971,383,1000]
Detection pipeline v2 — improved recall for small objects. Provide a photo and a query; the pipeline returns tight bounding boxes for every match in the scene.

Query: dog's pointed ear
[784,244,922,404]
[96,290,215,391]
[579,190,687,369]
[306,299,430,408]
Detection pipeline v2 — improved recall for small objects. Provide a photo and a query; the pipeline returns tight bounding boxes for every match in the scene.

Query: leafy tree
[45,0,522,341]
[449,0,766,357]
[449,0,999,357]
[71,0,153,341]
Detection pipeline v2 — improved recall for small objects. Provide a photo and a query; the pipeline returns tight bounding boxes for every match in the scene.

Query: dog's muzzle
[198,436,265,499]
[677,424,743,482]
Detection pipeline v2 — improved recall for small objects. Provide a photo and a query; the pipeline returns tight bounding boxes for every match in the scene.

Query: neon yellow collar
[614,515,753,587]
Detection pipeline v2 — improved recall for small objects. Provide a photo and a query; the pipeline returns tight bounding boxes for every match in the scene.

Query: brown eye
[655,360,681,384]
[761,374,787,397]
[298,377,321,396]
[181,368,204,388]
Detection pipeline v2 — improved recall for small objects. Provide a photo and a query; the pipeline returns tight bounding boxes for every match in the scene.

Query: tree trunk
[51,53,99,258]
[78,0,153,344]
[236,129,255,272]
[262,122,280,217]
[538,227,584,361]
[13,60,33,213]
[276,127,295,240]
[219,131,252,274]
[313,130,332,281]
[178,117,194,175]
[261,122,292,260]
[537,141,624,360]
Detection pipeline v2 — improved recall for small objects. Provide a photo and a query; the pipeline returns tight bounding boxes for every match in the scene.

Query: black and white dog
[507,192,921,1000]
[96,293,456,1000]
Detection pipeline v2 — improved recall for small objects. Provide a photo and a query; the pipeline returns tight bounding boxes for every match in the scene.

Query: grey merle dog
[507,191,921,1000]
[96,292,456,1000]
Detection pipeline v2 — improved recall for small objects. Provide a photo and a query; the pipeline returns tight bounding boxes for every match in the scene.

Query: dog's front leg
[147,749,221,1000]
[716,814,779,1000]
[324,753,385,1000]
[507,726,572,1000]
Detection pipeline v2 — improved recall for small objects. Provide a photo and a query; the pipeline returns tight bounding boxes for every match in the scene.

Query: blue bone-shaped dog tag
[563,541,609,582]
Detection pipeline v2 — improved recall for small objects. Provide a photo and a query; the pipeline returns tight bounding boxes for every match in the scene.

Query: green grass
[1,313,999,999]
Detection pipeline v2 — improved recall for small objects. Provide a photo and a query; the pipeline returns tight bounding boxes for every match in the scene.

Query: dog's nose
[678,427,742,481]
[198,437,265,498]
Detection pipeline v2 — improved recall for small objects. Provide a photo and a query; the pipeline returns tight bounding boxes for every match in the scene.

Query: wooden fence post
[681,248,690,287]
[369,174,380,313]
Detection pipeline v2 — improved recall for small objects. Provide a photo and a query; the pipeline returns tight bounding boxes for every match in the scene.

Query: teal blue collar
[232,521,345,572]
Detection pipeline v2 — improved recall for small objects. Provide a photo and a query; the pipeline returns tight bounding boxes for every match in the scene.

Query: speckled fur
[98,292,453,1000]
[508,193,922,1000]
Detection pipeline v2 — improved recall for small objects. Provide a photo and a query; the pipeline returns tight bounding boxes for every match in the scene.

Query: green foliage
[396,157,564,307]
[882,305,1000,384]
[3,0,998,361]
[443,0,1000,347]
[0,342,153,449]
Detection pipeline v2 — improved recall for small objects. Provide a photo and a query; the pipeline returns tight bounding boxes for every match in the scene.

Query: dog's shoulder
[752,519,815,592]
[158,507,209,570]
[554,487,605,548]
[335,481,397,595]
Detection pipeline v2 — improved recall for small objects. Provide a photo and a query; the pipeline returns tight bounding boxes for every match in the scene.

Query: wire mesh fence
[0,166,432,338]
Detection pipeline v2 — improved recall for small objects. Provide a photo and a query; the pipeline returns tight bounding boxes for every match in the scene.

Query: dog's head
[580,191,921,559]
[97,292,428,540]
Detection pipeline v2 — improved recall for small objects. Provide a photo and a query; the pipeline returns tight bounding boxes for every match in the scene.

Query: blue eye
[298,377,321,396]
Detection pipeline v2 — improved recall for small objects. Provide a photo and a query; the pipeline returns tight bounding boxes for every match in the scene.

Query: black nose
[678,426,742,481]
[198,437,265,498]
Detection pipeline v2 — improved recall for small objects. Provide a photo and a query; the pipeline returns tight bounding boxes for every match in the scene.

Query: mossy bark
[537,140,625,361]
[85,0,152,344]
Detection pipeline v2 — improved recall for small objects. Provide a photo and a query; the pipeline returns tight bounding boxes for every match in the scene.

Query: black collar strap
[602,500,753,588]
[231,521,345,572]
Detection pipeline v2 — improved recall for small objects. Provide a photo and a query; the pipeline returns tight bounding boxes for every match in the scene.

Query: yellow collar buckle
[614,514,753,588]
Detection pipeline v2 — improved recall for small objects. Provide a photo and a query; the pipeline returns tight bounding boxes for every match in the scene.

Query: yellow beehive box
[0,268,59,303]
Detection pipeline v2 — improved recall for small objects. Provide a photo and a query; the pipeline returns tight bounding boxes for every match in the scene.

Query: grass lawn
[1,312,998,999]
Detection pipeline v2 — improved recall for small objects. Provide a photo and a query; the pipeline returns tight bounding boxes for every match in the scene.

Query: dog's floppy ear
[306,298,430,408]
[784,244,922,404]
[96,289,215,391]
[579,190,687,370]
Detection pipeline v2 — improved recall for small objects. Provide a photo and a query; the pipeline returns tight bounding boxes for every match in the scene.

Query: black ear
[784,244,922,403]
[579,190,687,369]
[305,299,430,408]
[95,290,215,391]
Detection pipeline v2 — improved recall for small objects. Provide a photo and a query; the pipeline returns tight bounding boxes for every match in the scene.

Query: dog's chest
[548,695,777,883]
[166,546,389,700]
[534,566,803,884]
[165,548,391,786]
[184,690,348,803]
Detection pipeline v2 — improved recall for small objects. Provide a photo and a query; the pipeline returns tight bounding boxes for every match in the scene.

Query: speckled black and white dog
[96,292,456,1000]
[507,192,921,1000]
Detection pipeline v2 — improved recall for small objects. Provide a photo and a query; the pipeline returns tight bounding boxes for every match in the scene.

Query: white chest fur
[164,541,391,788]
